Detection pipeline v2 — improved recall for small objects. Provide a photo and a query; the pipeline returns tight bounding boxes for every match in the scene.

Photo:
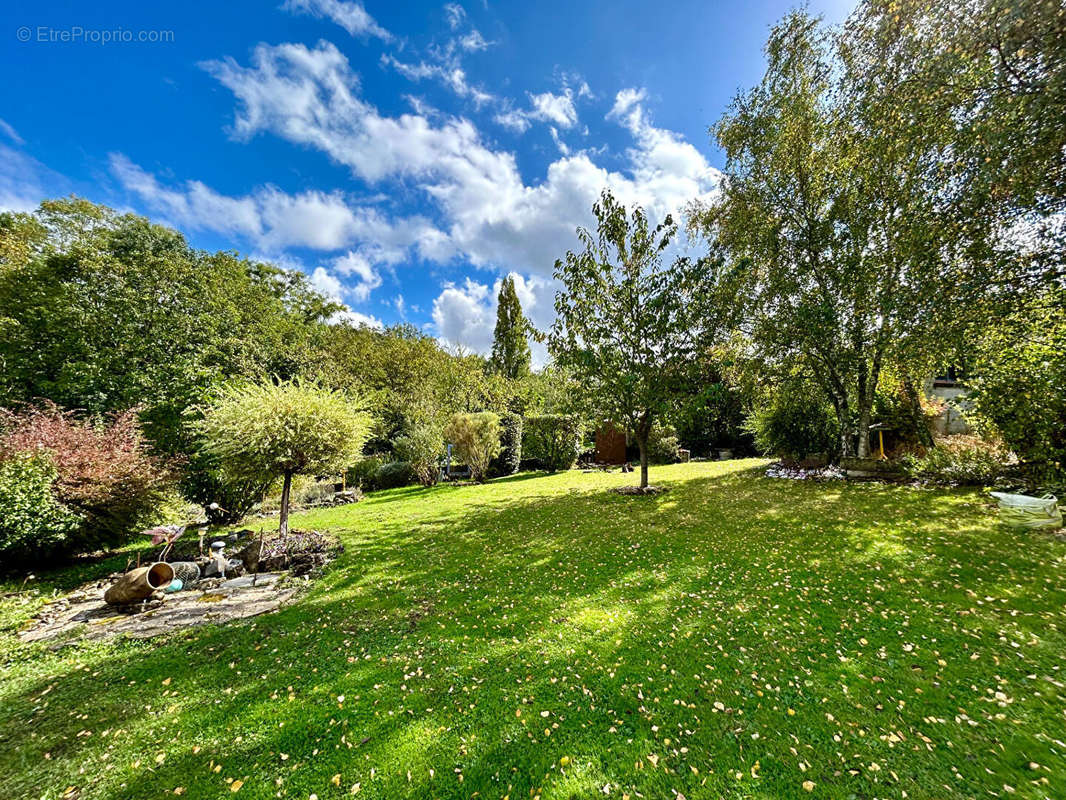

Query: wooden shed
[595,424,627,464]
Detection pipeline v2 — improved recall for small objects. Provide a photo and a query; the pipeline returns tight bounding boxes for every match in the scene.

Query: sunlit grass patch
[2,460,1065,800]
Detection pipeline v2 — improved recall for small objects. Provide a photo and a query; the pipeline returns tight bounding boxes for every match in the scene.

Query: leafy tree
[846,0,1065,280]
[692,11,1014,459]
[444,412,501,483]
[490,276,532,380]
[198,381,370,535]
[966,288,1066,484]
[0,198,338,509]
[320,324,507,450]
[673,344,754,456]
[550,190,720,488]
[523,414,583,472]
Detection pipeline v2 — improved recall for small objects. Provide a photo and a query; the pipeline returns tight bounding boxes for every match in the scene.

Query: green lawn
[2,460,1065,799]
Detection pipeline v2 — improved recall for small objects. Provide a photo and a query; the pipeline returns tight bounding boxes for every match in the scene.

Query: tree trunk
[855,357,882,459]
[636,432,649,489]
[856,359,871,458]
[856,404,872,458]
[830,394,853,461]
[278,470,292,537]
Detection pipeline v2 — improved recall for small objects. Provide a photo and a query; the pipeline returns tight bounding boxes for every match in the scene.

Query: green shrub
[871,377,936,447]
[744,385,838,460]
[394,424,444,486]
[180,451,271,524]
[647,423,680,464]
[445,412,501,482]
[901,436,1012,486]
[346,455,386,490]
[0,404,173,555]
[494,413,523,476]
[0,453,82,563]
[967,289,1066,484]
[523,414,583,472]
[370,461,417,491]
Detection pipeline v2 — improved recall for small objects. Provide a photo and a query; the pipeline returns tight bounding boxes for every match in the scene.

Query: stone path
[19,572,296,643]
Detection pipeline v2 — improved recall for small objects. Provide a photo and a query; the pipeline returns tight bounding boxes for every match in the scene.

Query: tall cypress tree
[490,275,532,379]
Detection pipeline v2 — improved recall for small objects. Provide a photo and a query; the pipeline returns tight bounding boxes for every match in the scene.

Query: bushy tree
[0,198,338,508]
[444,412,501,483]
[674,345,754,456]
[198,381,370,535]
[647,423,680,464]
[967,289,1066,484]
[523,414,583,472]
[743,378,839,461]
[0,403,174,554]
[490,276,532,380]
[551,190,722,488]
[497,412,523,475]
[394,423,444,486]
[693,11,1019,460]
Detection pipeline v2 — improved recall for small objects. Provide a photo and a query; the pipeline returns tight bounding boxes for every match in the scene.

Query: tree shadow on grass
[3,462,1065,799]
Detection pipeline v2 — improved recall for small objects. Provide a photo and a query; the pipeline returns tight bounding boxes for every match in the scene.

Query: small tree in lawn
[444,412,501,483]
[198,380,370,536]
[550,190,720,490]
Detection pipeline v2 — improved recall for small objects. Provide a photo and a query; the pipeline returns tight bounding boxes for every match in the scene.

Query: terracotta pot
[104,562,174,605]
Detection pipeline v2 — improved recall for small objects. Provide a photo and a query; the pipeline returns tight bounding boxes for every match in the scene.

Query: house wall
[927,383,972,436]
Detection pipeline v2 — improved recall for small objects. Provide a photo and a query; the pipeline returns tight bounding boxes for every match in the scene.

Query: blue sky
[2,0,854,360]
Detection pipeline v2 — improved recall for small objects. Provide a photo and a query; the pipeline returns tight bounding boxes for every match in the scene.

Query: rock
[236,538,263,572]
[220,573,281,590]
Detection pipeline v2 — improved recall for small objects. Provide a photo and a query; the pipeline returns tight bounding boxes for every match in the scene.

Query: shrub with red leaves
[0,403,175,556]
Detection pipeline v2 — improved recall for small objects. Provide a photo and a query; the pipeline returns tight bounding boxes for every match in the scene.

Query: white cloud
[310,265,384,327]
[334,308,384,328]
[494,87,581,134]
[528,89,578,129]
[458,29,490,52]
[0,144,66,212]
[0,119,24,146]
[493,109,531,133]
[549,126,570,156]
[379,5,496,107]
[282,0,391,41]
[193,43,720,322]
[444,2,465,30]
[432,277,494,354]
[608,87,648,125]
[381,54,495,108]
[333,250,383,300]
[110,153,450,265]
[310,265,345,299]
